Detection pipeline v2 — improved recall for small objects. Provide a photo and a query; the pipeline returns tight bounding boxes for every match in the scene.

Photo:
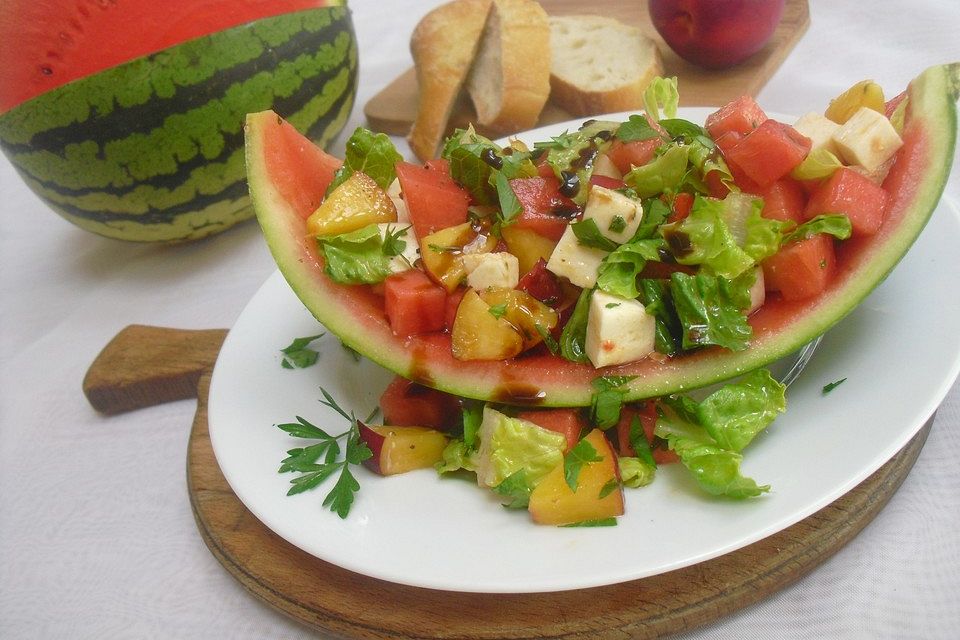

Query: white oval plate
[209,110,960,593]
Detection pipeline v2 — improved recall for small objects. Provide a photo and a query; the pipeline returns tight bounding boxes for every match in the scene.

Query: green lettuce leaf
[318,224,394,284]
[643,76,679,123]
[473,407,566,490]
[596,238,665,299]
[327,127,403,194]
[661,194,762,279]
[654,369,785,498]
[442,127,538,205]
[669,272,753,352]
[790,147,844,181]
[435,439,478,474]
[783,214,853,244]
[679,369,786,452]
[618,456,656,488]
[654,402,770,499]
[624,144,690,198]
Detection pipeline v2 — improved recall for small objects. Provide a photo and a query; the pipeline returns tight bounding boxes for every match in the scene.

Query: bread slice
[548,15,664,117]
[465,0,551,134]
[407,0,492,161]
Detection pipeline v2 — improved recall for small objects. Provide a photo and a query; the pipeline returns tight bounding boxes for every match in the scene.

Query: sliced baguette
[465,0,551,134]
[548,15,664,117]
[407,0,492,161]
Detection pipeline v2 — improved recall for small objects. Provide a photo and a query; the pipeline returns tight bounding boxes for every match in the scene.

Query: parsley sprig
[276,388,373,518]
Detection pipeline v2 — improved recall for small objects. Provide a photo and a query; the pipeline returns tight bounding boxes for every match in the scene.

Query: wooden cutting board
[364,0,810,139]
[84,324,932,639]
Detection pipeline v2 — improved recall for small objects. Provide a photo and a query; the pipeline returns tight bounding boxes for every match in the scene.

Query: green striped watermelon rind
[246,64,959,407]
[0,4,356,243]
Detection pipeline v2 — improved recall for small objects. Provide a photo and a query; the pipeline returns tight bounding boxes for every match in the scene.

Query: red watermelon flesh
[0,0,330,113]
[244,65,958,406]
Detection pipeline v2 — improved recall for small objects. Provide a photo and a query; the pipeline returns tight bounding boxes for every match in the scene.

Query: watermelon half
[0,1,356,242]
[245,64,959,407]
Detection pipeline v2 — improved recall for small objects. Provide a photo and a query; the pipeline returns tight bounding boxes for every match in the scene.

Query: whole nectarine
[648,0,786,69]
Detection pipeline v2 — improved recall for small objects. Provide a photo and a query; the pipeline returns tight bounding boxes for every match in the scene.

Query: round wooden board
[187,371,932,639]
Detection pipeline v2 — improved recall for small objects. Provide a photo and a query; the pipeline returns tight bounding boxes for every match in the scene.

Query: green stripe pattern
[0,6,357,242]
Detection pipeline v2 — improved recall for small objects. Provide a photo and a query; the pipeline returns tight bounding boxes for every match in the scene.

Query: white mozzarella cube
[746,266,765,314]
[386,178,410,223]
[545,226,609,289]
[832,106,904,172]
[582,185,643,244]
[377,223,420,273]
[792,112,842,156]
[461,252,519,290]
[592,153,623,180]
[585,290,656,368]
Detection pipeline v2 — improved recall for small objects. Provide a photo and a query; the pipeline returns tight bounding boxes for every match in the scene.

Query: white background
[2,1,958,637]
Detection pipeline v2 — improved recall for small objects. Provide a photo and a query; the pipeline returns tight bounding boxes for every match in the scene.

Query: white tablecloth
[2,1,958,637]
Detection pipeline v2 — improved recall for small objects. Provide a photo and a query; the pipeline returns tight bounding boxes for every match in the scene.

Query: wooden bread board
[364,0,810,139]
[85,324,931,639]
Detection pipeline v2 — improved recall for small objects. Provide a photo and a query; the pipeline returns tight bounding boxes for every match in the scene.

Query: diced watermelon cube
[756,178,807,223]
[395,161,471,241]
[705,95,768,140]
[606,138,662,174]
[517,409,584,452]
[724,120,812,188]
[509,176,577,241]
[761,234,836,301]
[379,375,462,432]
[383,270,447,337]
[667,192,694,222]
[804,167,887,236]
[713,131,761,193]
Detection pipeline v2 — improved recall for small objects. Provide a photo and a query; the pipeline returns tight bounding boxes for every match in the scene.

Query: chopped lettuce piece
[318,224,394,284]
[791,147,844,181]
[643,76,679,123]
[655,404,769,499]
[654,369,785,498]
[679,369,787,452]
[435,439,478,474]
[596,238,665,299]
[783,214,853,244]
[624,144,690,198]
[536,120,618,204]
[669,272,753,352]
[618,456,656,488]
[473,407,566,491]
[661,193,784,279]
[327,127,402,194]
[442,126,538,205]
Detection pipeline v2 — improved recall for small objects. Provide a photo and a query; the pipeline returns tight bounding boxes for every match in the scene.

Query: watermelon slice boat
[244,64,959,407]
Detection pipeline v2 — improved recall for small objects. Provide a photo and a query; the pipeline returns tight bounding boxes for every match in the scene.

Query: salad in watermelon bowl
[229,64,959,533]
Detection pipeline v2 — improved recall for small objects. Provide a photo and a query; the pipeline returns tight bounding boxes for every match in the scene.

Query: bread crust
[548,15,664,118]
[407,0,492,161]
[466,0,551,134]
